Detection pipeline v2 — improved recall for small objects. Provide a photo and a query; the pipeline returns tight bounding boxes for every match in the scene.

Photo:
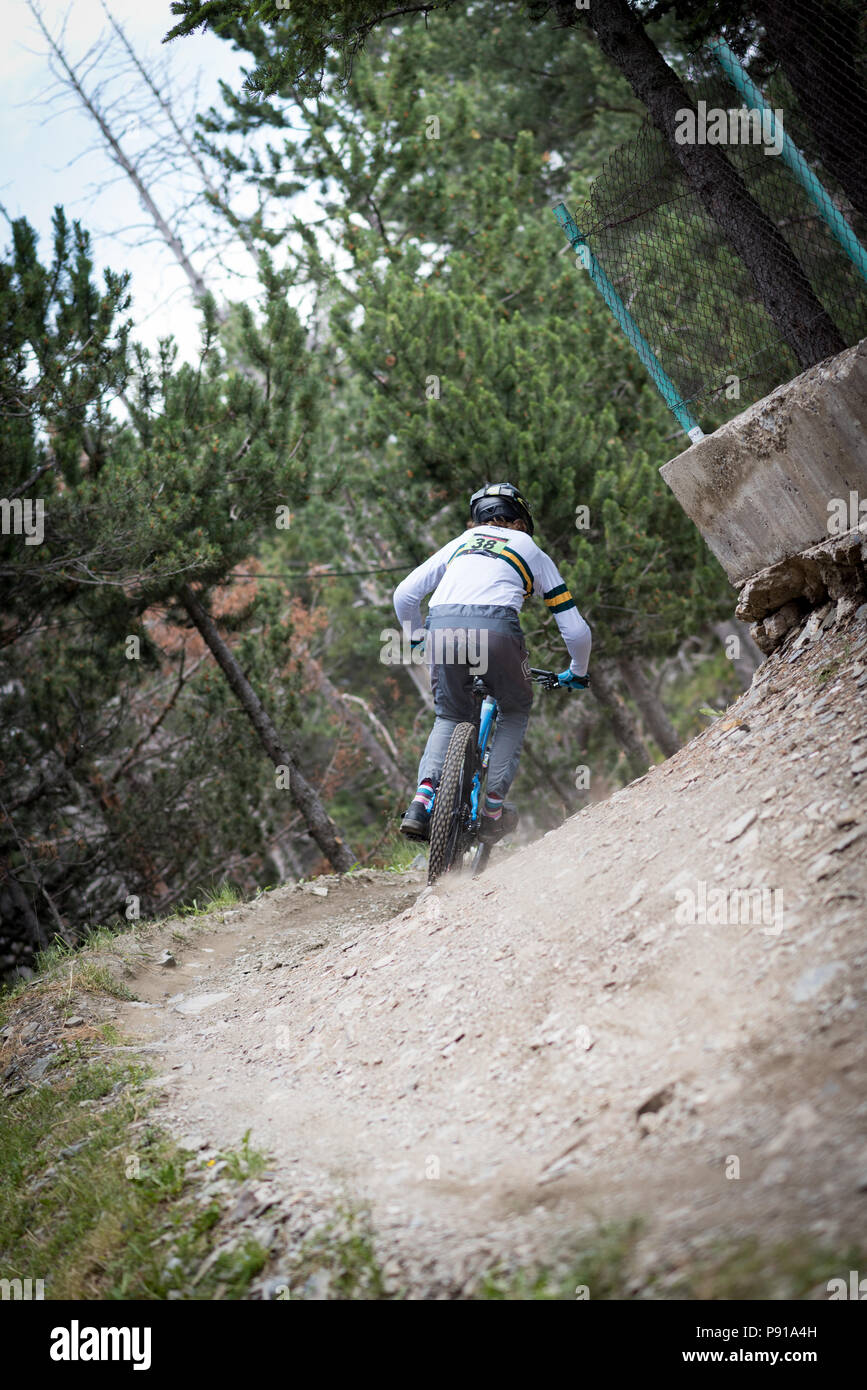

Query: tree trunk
[179,584,355,873]
[2,861,51,956]
[313,664,413,794]
[591,658,653,779]
[759,0,867,224]
[584,0,846,369]
[618,656,682,757]
[521,733,579,820]
[0,795,67,945]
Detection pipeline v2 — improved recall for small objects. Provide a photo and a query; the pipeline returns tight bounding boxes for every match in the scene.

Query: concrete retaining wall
[660,338,867,588]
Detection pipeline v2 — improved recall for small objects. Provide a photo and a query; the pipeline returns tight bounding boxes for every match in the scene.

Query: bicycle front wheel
[428,722,476,886]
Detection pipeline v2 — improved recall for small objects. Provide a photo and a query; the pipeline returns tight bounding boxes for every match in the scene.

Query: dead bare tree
[27,1,213,304]
[99,2,263,264]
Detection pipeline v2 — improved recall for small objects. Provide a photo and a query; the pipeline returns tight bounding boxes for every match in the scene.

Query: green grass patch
[363,831,425,873]
[473,1220,862,1301]
[219,1129,269,1182]
[1,952,136,1018]
[477,1219,641,1300]
[74,962,136,1000]
[289,1205,389,1300]
[0,1053,271,1300]
[664,1234,865,1300]
[815,659,842,686]
[178,883,241,919]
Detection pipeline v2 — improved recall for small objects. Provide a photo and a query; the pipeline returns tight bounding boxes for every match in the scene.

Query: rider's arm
[535,552,591,677]
[393,540,458,640]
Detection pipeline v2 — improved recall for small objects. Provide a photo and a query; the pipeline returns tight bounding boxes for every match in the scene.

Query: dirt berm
[111,614,867,1297]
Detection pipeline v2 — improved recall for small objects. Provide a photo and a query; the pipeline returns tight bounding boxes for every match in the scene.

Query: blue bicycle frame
[469,694,498,828]
[424,667,574,886]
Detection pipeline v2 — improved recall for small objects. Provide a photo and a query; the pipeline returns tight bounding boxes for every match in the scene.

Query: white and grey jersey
[393,525,591,676]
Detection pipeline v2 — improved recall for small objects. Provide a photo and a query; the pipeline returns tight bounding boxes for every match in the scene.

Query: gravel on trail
[102,614,867,1297]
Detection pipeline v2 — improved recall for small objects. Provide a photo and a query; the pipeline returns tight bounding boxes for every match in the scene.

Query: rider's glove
[557,668,590,690]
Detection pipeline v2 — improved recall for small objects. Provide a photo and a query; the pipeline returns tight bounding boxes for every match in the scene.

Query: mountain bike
[426,667,587,887]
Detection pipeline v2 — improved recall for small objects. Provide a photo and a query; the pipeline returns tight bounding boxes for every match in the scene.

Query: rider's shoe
[478,803,519,843]
[400,801,432,842]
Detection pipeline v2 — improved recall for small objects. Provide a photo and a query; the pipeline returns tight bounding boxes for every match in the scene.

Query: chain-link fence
[569,2,867,435]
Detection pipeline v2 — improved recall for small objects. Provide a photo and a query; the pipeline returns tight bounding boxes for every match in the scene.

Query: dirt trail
[110,616,867,1296]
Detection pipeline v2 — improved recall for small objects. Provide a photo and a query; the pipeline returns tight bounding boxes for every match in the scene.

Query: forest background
[9,0,856,973]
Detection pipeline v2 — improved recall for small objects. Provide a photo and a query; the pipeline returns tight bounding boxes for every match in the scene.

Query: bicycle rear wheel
[427,722,476,886]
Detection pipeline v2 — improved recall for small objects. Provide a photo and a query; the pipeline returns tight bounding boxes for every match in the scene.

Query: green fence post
[709,37,867,287]
[553,203,705,444]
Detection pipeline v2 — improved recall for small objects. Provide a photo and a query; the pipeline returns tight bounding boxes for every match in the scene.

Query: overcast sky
[1,0,265,361]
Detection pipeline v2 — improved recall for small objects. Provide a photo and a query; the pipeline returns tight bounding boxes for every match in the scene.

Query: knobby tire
[427,722,476,886]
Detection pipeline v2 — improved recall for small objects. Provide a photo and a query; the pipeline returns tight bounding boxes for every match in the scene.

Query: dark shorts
[425,604,533,722]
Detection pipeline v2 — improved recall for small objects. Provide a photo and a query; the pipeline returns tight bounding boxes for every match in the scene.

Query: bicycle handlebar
[529,667,590,691]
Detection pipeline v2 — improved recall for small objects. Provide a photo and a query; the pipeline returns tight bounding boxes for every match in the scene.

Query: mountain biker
[394,482,591,843]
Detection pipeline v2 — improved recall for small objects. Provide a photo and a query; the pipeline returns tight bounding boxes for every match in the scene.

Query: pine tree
[290,78,731,766]
[186,3,736,774]
[1,213,356,965]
